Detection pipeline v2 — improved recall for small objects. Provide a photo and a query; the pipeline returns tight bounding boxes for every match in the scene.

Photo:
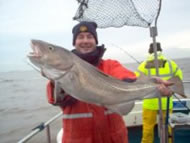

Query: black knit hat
[149,42,162,54]
[72,21,98,45]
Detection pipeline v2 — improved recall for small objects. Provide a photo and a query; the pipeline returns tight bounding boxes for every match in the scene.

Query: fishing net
[74,0,161,28]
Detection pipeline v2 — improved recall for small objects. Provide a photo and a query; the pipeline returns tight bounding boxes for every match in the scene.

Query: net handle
[154,0,162,27]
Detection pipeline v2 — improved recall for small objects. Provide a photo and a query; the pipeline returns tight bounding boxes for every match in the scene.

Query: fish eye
[48,46,54,51]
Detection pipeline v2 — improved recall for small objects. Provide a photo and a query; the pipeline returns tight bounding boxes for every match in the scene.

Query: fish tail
[168,76,186,98]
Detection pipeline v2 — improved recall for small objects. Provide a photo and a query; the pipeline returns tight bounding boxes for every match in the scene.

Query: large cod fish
[28,40,185,115]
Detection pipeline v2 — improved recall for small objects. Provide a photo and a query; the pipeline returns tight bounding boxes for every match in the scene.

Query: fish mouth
[28,41,42,58]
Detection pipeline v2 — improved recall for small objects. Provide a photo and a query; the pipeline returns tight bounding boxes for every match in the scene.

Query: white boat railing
[17,112,62,143]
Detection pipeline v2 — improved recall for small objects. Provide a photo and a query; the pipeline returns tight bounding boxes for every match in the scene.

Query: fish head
[28,39,74,80]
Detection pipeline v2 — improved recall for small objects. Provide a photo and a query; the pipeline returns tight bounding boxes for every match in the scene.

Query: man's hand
[155,77,174,96]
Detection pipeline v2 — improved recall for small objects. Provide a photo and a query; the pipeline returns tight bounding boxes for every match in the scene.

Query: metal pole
[46,125,51,143]
[165,97,170,143]
[18,112,62,143]
[17,127,43,143]
[149,26,165,143]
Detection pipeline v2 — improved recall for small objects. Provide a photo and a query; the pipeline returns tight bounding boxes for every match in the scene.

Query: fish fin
[168,76,187,98]
[106,101,135,115]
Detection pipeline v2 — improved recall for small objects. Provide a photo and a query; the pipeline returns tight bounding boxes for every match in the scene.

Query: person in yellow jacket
[136,42,183,143]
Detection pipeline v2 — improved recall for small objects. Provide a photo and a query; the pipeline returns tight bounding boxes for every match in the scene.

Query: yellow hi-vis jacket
[136,52,183,110]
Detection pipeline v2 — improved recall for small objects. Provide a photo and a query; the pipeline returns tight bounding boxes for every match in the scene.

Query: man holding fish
[28,21,184,143]
[47,21,138,143]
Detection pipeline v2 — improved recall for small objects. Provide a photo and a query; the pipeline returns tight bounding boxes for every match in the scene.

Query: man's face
[75,32,96,54]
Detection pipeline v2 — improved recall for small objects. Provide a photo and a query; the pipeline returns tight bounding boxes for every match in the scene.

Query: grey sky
[0,0,190,72]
